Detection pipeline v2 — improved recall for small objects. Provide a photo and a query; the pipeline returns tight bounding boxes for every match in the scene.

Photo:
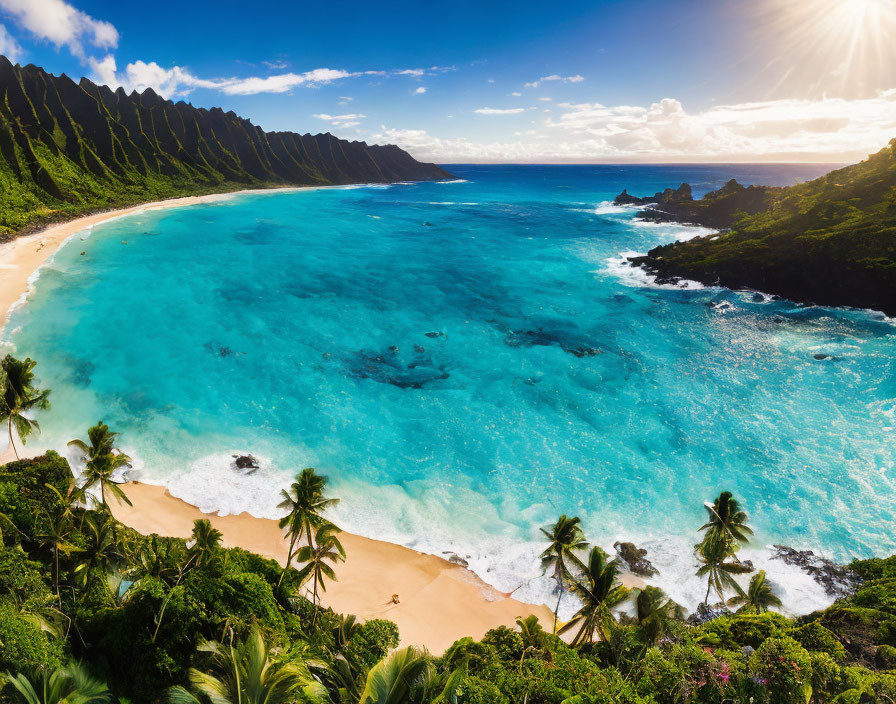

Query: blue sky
[2,0,896,162]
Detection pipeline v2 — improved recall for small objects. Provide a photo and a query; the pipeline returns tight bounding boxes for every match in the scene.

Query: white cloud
[313,112,366,128]
[262,59,288,70]
[314,113,366,121]
[374,90,896,162]
[89,57,356,98]
[511,91,521,97]
[414,86,426,94]
[474,107,526,115]
[524,74,584,89]
[396,68,424,77]
[0,0,117,60]
[539,97,552,101]
[219,68,353,95]
[0,22,22,62]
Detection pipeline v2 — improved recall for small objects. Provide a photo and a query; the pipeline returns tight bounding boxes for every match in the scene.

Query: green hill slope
[0,56,451,238]
[627,140,896,314]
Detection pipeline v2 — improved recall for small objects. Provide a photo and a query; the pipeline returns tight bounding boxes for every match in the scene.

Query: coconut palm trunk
[7,416,17,459]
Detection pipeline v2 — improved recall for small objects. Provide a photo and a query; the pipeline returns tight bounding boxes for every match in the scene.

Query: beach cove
[2,164,893,640]
[0,187,566,653]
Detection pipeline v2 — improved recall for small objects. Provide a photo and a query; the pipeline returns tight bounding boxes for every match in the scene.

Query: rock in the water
[425,331,444,338]
[814,353,830,360]
[444,553,470,568]
[413,344,425,354]
[771,545,862,598]
[614,541,659,576]
[233,454,260,472]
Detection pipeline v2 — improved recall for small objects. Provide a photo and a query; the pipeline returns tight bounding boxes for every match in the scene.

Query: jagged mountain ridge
[0,56,451,236]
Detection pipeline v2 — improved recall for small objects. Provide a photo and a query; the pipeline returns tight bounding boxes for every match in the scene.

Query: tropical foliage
[4,366,896,704]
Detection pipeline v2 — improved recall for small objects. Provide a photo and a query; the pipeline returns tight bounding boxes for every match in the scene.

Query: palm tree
[636,586,686,646]
[188,518,224,571]
[34,509,77,605]
[68,422,132,510]
[540,514,589,632]
[167,623,326,704]
[359,646,463,704]
[277,468,339,585]
[560,546,630,645]
[0,355,50,459]
[700,491,753,560]
[74,513,122,593]
[727,570,782,614]
[695,531,751,605]
[296,522,346,627]
[516,614,547,650]
[2,662,110,703]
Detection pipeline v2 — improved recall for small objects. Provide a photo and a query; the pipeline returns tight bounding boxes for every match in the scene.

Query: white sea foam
[129,452,837,620]
[435,179,470,184]
[629,218,716,241]
[590,200,649,216]
[602,253,707,291]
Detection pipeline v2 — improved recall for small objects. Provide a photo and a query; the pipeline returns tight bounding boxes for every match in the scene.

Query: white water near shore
[6,164,889,627]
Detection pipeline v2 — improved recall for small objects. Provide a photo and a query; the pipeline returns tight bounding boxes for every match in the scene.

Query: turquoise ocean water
[4,164,895,614]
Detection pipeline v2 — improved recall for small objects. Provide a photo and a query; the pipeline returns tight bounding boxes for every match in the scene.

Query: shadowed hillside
[623,140,896,314]
[0,56,451,237]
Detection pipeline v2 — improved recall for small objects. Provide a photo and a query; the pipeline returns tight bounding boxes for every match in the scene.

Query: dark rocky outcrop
[233,454,260,471]
[613,541,659,577]
[772,545,863,598]
[0,55,451,236]
[613,179,775,229]
[620,140,896,315]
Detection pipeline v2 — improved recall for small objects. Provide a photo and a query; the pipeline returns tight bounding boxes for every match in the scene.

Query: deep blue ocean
[5,164,895,614]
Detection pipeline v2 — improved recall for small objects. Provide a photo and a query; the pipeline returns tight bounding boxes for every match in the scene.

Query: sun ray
[745,0,896,99]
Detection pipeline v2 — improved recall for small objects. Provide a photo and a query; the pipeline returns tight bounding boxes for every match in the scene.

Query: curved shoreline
[0,188,564,653]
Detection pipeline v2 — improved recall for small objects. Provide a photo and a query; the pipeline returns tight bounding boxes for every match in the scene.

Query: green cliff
[0,56,451,238]
[625,140,896,315]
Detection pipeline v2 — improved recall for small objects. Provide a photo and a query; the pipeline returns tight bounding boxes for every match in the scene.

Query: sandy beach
[0,193,578,653]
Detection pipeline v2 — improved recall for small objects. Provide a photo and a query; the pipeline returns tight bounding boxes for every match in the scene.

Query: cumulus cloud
[511,91,521,97]
[374,91,896,162]
[414,86,426,94]
[474,107,526,115]
[524,74,584,89]
[0,22,22,61]
[0,0,117,60]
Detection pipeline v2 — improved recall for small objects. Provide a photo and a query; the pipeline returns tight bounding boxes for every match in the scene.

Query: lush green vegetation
[631,139,896,314]
[3,357,896,703]
[0,56,449,238]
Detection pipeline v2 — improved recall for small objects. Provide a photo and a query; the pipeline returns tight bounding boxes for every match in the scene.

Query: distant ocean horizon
[4,163,894,618]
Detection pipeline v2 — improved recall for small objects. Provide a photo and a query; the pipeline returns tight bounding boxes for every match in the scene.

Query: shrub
[348,618,400,669]
[696,612,791,650]
[790,620,847,661]
[481,625,525,662]
[0,599,64,670]
[748,637,813,704]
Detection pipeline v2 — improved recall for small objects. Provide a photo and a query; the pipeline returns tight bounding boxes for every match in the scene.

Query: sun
[748,0,896,98]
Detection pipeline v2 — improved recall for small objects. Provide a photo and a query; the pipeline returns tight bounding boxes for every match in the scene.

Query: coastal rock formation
[613,541,659,576]
[0,56,451,237]
[233,454,260,472]
[613,179,774,229]
[772,545,863,598]
[620,139,896,315]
